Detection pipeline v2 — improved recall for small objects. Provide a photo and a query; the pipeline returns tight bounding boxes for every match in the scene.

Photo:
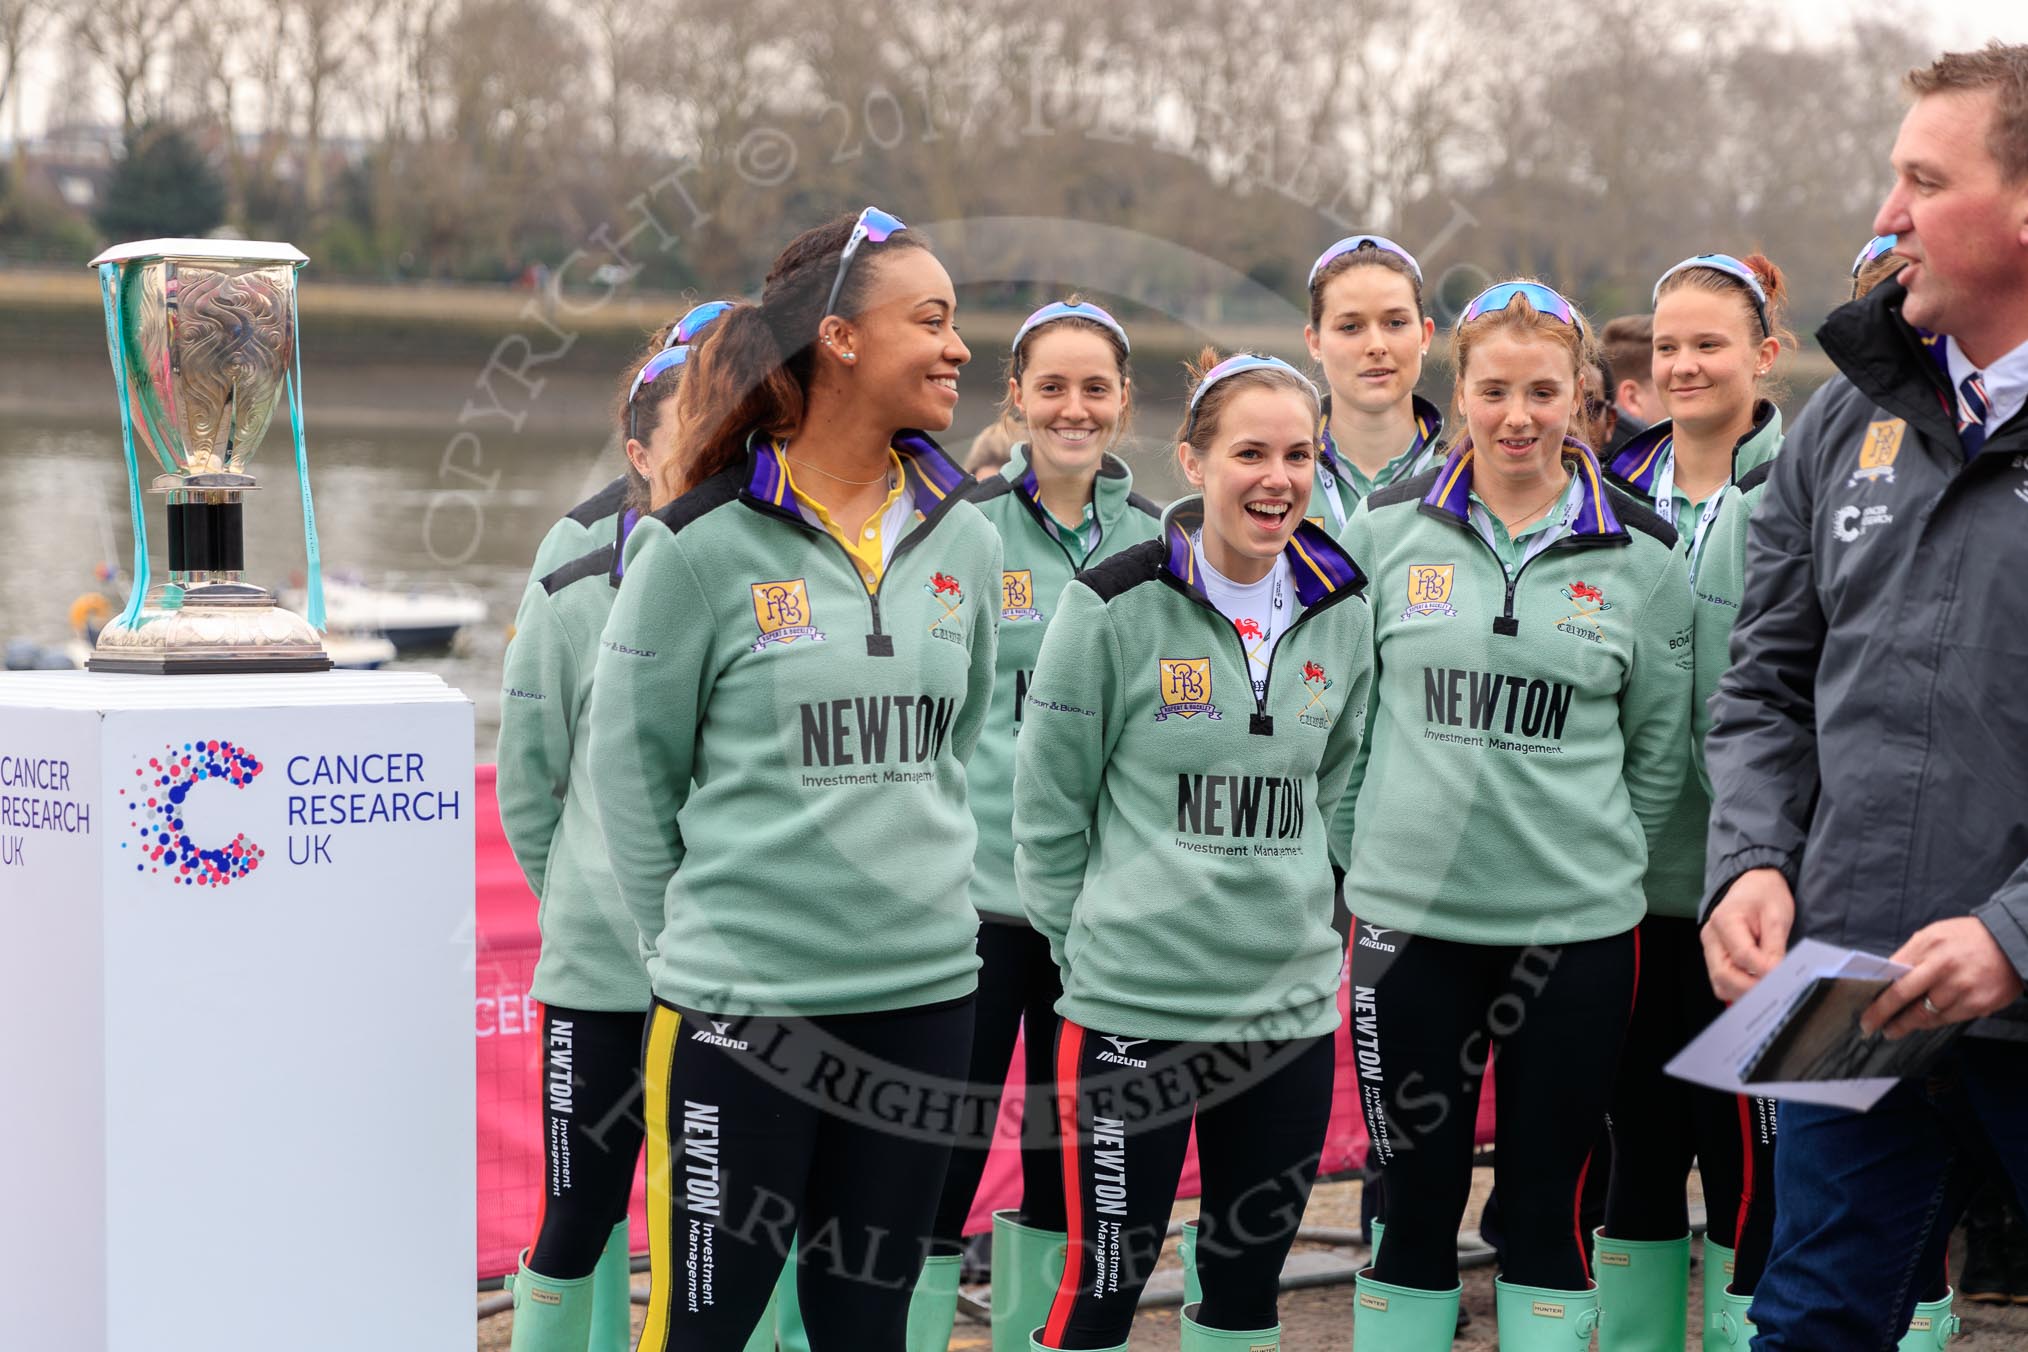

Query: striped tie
[1958,370,1990,457]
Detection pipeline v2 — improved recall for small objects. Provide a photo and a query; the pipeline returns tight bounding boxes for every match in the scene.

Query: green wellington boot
[1900,1289,1962,1349]
[1370,1217,1385,1262]
[1494,1277,1600,1349]
[1706,1288,1756,1348]
[509,1249,596,1352]
[742,1287,779,1352]
[587,1220,635,1352]
[1352,1270,1460,1351]
[992,1211,1068,1352]
[1700,1239,1736,1339]
[907,1252,963,1351]
[1180,1300,1279,1349]
[1180,1218,1202,1307]
[1592,1229,1690,1352]
[775,1239,809,1352]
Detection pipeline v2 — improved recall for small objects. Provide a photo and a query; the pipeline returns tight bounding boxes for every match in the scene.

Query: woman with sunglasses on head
[1017,351,1373,1352]
[588,207,1002,1352]
[1682,240,1961,1351]
[496,303,739,1352]
[1301,235,1446,533]
[1589,253,1788,1351]
[523,302,737,583]
[1337,281,1691,1351]
[932,298,1162,1352]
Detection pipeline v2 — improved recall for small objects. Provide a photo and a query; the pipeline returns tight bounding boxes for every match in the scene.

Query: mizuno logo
[1096,1035,1149,1069]
[691,1022,750,1051]
[1358,924,1398,953]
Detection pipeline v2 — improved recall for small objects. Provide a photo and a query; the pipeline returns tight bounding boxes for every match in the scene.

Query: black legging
[1349,925,1637,1292]
[930,920,1066,1248]
[1040,1022,1334,1348]
[528,1005,650,1277]
[1605,916,1778,1287]
[636,995,974,1352]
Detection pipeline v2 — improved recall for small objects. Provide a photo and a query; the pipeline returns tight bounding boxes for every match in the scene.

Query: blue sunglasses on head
[822,207,908,333]
[1462,281,1579,327]
[1852,234,1898,278]
[1012,300,1132,355]
[666,300,734,349]
[627,345,689,440]
[1308,234,1424,289]
[1654,253,1769,337]
[1182,353,1318,443]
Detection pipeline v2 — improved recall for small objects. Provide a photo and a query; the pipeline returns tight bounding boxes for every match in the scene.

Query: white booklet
[1665,938,1962,1111]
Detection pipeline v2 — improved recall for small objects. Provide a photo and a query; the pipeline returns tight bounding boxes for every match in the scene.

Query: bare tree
[71,0,176,134]
[283,0,391,214]
[1,0,57,184]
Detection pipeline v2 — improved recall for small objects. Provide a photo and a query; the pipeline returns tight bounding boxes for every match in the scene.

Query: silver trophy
[87,239,330,673]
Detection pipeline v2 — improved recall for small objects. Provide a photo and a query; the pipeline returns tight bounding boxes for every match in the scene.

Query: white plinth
[0,671,475,1351]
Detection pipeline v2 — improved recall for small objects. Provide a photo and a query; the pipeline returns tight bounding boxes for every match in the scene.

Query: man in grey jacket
[1701,41,2028,1349]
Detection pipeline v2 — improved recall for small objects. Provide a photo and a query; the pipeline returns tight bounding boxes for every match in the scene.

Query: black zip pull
[1493,616,1518,636]
[1250,713,1275,736]
[866,634,893,656]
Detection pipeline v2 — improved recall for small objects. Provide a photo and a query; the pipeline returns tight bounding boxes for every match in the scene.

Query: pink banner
[472,767,1491,1280]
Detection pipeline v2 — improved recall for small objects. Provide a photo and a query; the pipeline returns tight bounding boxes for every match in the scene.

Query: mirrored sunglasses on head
[1012,300,1132,355]
[1852,234,1897,278]
[821,206,908,330]
[1461,281,1578,326]
[1307,234,1424,289]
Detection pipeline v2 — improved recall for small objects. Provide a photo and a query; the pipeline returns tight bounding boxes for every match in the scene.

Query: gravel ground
[479,1170,2028,1349]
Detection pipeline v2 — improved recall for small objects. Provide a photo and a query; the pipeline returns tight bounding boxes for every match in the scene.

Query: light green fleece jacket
[1311,393,1446,533]
[497,507,650,1009]
[1014,498,1374,1042]
[1606,401,1784,916]
[588,434,1001,1017]
[529,475,629,581]
[1335,441,1693,947]
[962,446,1162,923]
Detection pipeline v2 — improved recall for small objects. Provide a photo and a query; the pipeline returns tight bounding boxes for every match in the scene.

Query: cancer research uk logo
[119,738,265,886]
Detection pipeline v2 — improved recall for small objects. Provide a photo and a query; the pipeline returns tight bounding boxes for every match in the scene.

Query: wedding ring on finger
[1921,996,1942,1016]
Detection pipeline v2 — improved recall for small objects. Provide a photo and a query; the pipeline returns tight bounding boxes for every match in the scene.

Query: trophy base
[85,653,335,675]
[86,582,333,676]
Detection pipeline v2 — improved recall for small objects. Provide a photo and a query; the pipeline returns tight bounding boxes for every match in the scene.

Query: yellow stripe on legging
[639,1005,683,1351]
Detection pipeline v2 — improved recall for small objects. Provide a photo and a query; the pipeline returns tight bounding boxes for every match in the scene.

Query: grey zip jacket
[1703,278,2028,1038]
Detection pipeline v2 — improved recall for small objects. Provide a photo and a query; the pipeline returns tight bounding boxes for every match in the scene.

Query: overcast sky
[10,0,2028,140]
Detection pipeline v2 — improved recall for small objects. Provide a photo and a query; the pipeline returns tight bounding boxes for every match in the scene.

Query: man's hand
[1702,868,1795,1001]
[1860,918,2027,1039]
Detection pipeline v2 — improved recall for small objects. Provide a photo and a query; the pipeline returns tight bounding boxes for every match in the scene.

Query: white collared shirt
[1946,333,2028,440]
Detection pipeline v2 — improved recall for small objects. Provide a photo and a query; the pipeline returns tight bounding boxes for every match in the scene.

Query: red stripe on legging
[527,1001,550,1259]
[1733,1094,1755,1255]
[1572,1152,1595,1283]
[1041,1020,1088,1347]
[1574,927,1644,1283]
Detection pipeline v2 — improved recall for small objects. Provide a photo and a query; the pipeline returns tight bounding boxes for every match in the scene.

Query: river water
[2,360,1826,753]
[0,405,1195,753]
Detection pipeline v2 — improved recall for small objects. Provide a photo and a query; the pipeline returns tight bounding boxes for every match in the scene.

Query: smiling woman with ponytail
[591,208,1004,1351]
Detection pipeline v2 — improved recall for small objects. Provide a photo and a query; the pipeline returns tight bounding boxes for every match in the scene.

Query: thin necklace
[787,453,892,487]
[1497,474,1569,532]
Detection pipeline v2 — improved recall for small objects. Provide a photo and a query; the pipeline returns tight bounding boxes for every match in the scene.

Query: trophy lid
[88,238,309,268]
